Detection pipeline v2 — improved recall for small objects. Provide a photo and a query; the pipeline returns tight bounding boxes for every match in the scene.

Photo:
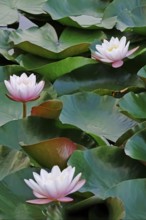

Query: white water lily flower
[4,73,45,102]
[92,36,139,68]
[24,165,86,204]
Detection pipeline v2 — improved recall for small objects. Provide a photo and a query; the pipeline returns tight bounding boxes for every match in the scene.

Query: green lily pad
[16,55,97,81]
[125,128,146,161]
[0,65,26,82]
[0,168,45,220]
[9,24,105,59]
[60,92,136,142]
[0,116,97,150]
[0,29,15,60]
[105,179,146,220]
[104,0,146,33]
[0,146,29,180]
[116,121,146,146]
[137,64,146,83]
[44,0,114,29]
[0,0,46,26]
[68,146,146,197]
[119,92,146,121]
[54,63,144,96]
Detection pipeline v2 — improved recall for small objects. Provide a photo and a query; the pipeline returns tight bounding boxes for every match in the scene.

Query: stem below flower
[22,102,27,118]
[43,203,65,220]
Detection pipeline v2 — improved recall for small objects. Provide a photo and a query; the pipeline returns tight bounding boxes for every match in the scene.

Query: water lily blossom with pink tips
[4,73,45,102]
[92,36,139,68]
[24,165,86,204]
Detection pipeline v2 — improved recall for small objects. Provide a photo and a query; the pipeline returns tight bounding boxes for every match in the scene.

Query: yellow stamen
[108,45,118,52]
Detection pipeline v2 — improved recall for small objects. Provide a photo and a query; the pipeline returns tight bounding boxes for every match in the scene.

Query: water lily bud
[91,36,139,68]
[4,73,45,102]
[24,165,86,204]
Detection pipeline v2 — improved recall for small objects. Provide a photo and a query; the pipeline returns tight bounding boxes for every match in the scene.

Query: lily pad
[125,128,146,161]
[0,168,45,220]
[60,92,136,142]
[44,0,114,29]
[31,99,63,119]
[22,137,77,169]
[68,146,146,197]
[119,92,146,121]
[116,121,146,146]
[104,0,146,33]
[9,24,105,59]
[105,179,146,220]
[54,63,144,96]
[0,146,29,180]
[0,0,46,26]
[0,116,97,150]
[16,55,97,81]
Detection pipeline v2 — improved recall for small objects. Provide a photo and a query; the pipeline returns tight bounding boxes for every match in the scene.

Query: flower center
[108,45,118,52]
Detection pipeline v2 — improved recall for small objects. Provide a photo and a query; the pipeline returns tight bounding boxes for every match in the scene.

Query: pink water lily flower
[92,36,139,68]
[24,165,86,204]
[4,73,45,102]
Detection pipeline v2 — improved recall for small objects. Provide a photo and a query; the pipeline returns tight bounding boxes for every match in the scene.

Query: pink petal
[33,191,47,199]
[58,197,73,202]
[112,60,124,68]
[26,199,53,204]
[126,46,139,57]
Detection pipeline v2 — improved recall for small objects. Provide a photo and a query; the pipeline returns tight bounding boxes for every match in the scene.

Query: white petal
[51,165,61,177]
[69,179,86,194]
[24,179,46,196]
[34,81,45,94]
[94,51,108,59]
[99,58,113,63]
[43,180,59,198]
[10,75,18,86]
[33,172,44,186]
[67,173,82,193]
[119,36,127,48]
[21,73,28,80]
[28,73,36,83]
[4,81,20,100]
[19,85,29,101]
[40,169,50,180]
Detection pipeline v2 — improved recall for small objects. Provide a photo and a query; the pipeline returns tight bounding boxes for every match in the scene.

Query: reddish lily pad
[31,99,63,119]
[21,137,77,169]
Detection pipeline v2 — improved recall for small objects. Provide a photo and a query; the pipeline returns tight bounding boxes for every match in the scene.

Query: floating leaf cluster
[1,0,146,219]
